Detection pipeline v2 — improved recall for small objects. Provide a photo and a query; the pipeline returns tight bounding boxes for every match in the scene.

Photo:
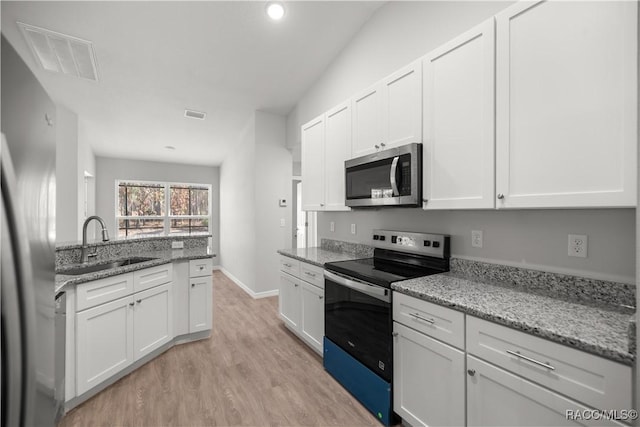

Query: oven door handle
[324,270,391,303]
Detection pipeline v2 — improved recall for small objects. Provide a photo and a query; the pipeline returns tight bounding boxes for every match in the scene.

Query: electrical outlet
[350,223,357,235]
[471,230,483,248]
[330,221,335,232]
[568,234,587,258]
[171,241,184,249]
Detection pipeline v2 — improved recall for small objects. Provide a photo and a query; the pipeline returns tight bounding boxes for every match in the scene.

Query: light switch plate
[330,221,335,232]
[172,241,184,249]
[350,224,356,235]
[280,218,286,227]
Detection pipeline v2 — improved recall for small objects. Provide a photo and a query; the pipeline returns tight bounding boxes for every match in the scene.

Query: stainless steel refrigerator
[1,35,61,426]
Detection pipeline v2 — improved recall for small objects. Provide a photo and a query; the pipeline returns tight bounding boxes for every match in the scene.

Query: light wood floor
[60,271,379,427]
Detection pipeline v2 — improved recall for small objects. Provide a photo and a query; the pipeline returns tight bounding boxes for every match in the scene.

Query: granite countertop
[55,247,215,292]
[277,247,364,267]
[56,233,212,250]
[392,272,635,365]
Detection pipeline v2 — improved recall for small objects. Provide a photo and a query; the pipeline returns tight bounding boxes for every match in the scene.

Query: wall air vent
[18,22,99,82]
[184,109,206,120]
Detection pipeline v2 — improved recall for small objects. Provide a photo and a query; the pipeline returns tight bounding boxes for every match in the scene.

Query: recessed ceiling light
[266,2,285,21]
[164,145,176,150]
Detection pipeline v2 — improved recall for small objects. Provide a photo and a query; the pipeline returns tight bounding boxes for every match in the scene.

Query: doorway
[291,178,316,249]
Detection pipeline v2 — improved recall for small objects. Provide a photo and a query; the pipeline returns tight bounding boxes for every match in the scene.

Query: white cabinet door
[300,281,324,354]
[324,102,352,211]
[133,283,173,361]
[189,275,213,333]
[351,84,382,157]
[393,322,465,427]
[279,273,301,331]
[301,115,325,211]
[382,60,422,150]
[467,355,626,427]
[76,296,134,395]
[496,1,637,208]
[423,19,495,210]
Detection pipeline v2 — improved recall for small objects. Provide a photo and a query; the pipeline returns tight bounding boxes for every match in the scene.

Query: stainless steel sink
[58,257,156,276]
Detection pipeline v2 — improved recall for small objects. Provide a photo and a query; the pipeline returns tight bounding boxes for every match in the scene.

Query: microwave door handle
[390,156,400,196]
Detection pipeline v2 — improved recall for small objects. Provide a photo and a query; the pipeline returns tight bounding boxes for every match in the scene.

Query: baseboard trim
[217,267,279,299]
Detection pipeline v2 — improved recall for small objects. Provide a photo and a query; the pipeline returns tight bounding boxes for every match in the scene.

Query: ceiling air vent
[184,109,206,120]
[18,22,99,82]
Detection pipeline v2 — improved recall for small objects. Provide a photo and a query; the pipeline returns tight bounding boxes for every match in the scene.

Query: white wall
[254,111,292,294]
[95,156,220,263]
[287,0,636,285]
[55,106,97,243]
[78,120,96,238]
[219,111,292,296]
[219,115,257,287]
[56,105,79,242]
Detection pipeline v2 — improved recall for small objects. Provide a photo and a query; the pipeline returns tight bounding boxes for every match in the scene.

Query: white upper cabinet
[352,60,422,157]
[324,102,352,210]
[423,18,495,209]
[495,0,637,208]
[351,84,382,157]
[382,60,422,150]
[301,115,325,211]
[301,105,351,212]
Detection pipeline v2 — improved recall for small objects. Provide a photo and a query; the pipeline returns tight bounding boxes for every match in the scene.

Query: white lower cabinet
[466,355,625,427]
[393,322,465,427]
[392,293,632,427]
[189,275,213,333]
[300,280,324,354]
[188,258,213,333]
[76,295,134,395]
[133,284,173,360]
[279,271,301,331]
[278,256,324,355]
[74,265,174,397]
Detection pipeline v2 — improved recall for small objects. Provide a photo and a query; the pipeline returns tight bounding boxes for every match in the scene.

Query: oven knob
[423,240,431,247]
[432,241,440,248]
[373,235,379,240]
[391,236,397,244]
[379,235,385,241]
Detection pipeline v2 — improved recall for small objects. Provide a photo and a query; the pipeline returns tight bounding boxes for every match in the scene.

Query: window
[117,180,210,238]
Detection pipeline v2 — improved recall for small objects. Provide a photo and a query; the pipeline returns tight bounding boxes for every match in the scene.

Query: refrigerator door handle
[1,135,38,427]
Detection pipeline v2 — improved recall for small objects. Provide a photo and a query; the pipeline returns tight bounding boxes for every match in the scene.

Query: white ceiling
[1,1,383,166]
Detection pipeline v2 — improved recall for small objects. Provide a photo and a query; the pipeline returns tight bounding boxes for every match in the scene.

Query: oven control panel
[372,229,450,258]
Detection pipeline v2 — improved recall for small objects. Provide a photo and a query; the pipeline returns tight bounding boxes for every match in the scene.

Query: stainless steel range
[323,229,450,426]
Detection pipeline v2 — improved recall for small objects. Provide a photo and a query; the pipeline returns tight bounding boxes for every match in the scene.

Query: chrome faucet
[81,215,110,263]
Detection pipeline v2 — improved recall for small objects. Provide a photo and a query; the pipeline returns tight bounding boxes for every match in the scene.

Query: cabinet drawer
[189,258,212,277]
[76,273,134,311]
[466,316,632,412]
[280,256,300,277]
[467,355,627,427]
[393,292,465,349]
[133,263,173,292]
[299,262,324,289]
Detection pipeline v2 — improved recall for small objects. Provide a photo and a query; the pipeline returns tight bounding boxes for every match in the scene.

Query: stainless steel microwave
[345,143,422,207]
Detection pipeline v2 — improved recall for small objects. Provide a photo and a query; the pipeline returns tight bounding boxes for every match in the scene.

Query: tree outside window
[117,181,210,237]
